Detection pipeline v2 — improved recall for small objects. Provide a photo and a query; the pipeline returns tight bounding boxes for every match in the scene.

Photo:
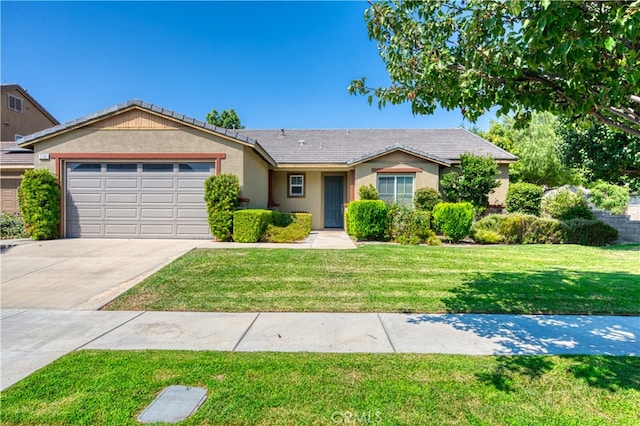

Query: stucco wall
[242,148,269,208]
[354,153,441,199]
[491,164,510,206]
[272,170,324,229]
[32,127,246,180]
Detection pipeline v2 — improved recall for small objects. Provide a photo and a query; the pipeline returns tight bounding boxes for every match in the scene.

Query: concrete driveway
[1,238,201,310]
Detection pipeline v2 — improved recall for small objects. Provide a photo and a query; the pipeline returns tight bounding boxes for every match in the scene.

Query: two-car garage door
[66,162,213,238]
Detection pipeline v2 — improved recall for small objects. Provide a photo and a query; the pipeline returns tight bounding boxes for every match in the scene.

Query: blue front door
[324,176,344,228]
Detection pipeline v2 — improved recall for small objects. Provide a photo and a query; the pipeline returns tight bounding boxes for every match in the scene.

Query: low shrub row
[233,210,312,243]
[471,213,618,246]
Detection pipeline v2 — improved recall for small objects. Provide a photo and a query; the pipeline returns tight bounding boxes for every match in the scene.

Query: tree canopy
[349,0,640,137]
[206,108,245,129]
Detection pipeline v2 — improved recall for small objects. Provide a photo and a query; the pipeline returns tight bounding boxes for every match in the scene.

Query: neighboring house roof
[238,128,517,165]
[1,84,60,126]
[0,141,34,168]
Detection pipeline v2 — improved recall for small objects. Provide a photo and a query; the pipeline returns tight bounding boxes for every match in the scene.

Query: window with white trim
[288,174,305,197]
[8,94,23,113]
[377,175,414,204]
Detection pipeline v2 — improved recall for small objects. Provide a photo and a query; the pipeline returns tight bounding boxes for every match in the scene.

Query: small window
[8,94,23,112]
[288,174,305,197]
[69,163,101,172]
[179,163,211,173]
[377,175,414,204]
[143,163,173,172]
[107,163,137,172]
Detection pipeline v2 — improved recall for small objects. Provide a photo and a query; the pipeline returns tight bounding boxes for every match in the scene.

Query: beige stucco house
[1,84,59,213]
[18,100,516,238]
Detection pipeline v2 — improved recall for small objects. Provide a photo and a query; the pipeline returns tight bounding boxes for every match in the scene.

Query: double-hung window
[377,175,414,204]
[8,94,23,113]
[288,174,305,197]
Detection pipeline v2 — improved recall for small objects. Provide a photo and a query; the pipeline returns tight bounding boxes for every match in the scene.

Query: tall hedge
[204,174,239,241]
[18,169,60,240]
[347,200,387,240]
[432,202,474,243]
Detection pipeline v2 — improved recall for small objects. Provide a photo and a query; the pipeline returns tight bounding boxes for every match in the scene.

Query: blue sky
[1,1,495,130]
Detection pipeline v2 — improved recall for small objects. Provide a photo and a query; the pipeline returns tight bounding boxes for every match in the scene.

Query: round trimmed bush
[432,202,474,243]
[564,219,618,246]
[414,187,442,212]
[588,181,629,214]
[506,182,543,216]
[347,200,388,240]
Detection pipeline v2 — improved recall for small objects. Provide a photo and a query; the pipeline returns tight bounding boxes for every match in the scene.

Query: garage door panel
[142,178,175,189]
[106,178,139,189]
[67,222,102,237]
[178,208,207,219]
[177,193,204,204]
[140,224,175,235]
[141,193,175,204]
[68,178,102,189]
[178,178,208,189]
[66,162,212,238]
[104,224,139,236]
[106,193,138,204]
[141,208,174,219]
[105,208,138,219]
[70,193,103,204]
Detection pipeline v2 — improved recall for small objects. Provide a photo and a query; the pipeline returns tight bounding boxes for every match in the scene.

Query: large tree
[206,108,245,129]
[559,121,640,191]
[482,112,572,187]
[349,1,640,137]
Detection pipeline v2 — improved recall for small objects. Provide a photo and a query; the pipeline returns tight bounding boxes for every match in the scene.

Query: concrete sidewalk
[2,310,637,390]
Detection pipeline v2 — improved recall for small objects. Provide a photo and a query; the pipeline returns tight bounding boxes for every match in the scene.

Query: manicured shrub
[18,169,60,240]
[471,213,568,245]
[470,214,508,241]
[500,214,527,244]
[522,217,568,244]
[564,218,618,246]
[347,200,388,240]
[414,187,442,212]
[0,212,27,239]
[387,204,434,245]
[204,174,239,241]
[263,212,313,243]
[358,184,379,200]
[432,202,474,243]
[542,189,593,221]
[588,181,629,214]
[471,228,504,244]
[233,209,272,243]
[506,182,543,216]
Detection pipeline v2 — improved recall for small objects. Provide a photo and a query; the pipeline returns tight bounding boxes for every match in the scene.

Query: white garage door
[66,162,213,238]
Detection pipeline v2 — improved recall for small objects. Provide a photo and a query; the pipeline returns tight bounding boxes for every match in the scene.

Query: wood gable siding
[91,109,183,130]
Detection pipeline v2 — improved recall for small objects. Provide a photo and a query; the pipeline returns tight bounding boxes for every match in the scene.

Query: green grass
[105,244,640,315]
[0,351,638,425]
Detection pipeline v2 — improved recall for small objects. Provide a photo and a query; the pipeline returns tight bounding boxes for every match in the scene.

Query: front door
[324,176,344,228]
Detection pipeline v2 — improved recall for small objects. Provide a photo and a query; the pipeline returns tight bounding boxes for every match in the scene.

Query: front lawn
[0,351,637,425]
[105,244,640,315]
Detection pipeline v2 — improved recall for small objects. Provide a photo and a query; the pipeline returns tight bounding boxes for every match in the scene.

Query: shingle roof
[0,141,34,167]
[237,128,517,165]
[18,99,260,149]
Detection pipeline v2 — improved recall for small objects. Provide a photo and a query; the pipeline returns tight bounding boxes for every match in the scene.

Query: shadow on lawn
[443,269,639,315]
[477,355,640,393]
